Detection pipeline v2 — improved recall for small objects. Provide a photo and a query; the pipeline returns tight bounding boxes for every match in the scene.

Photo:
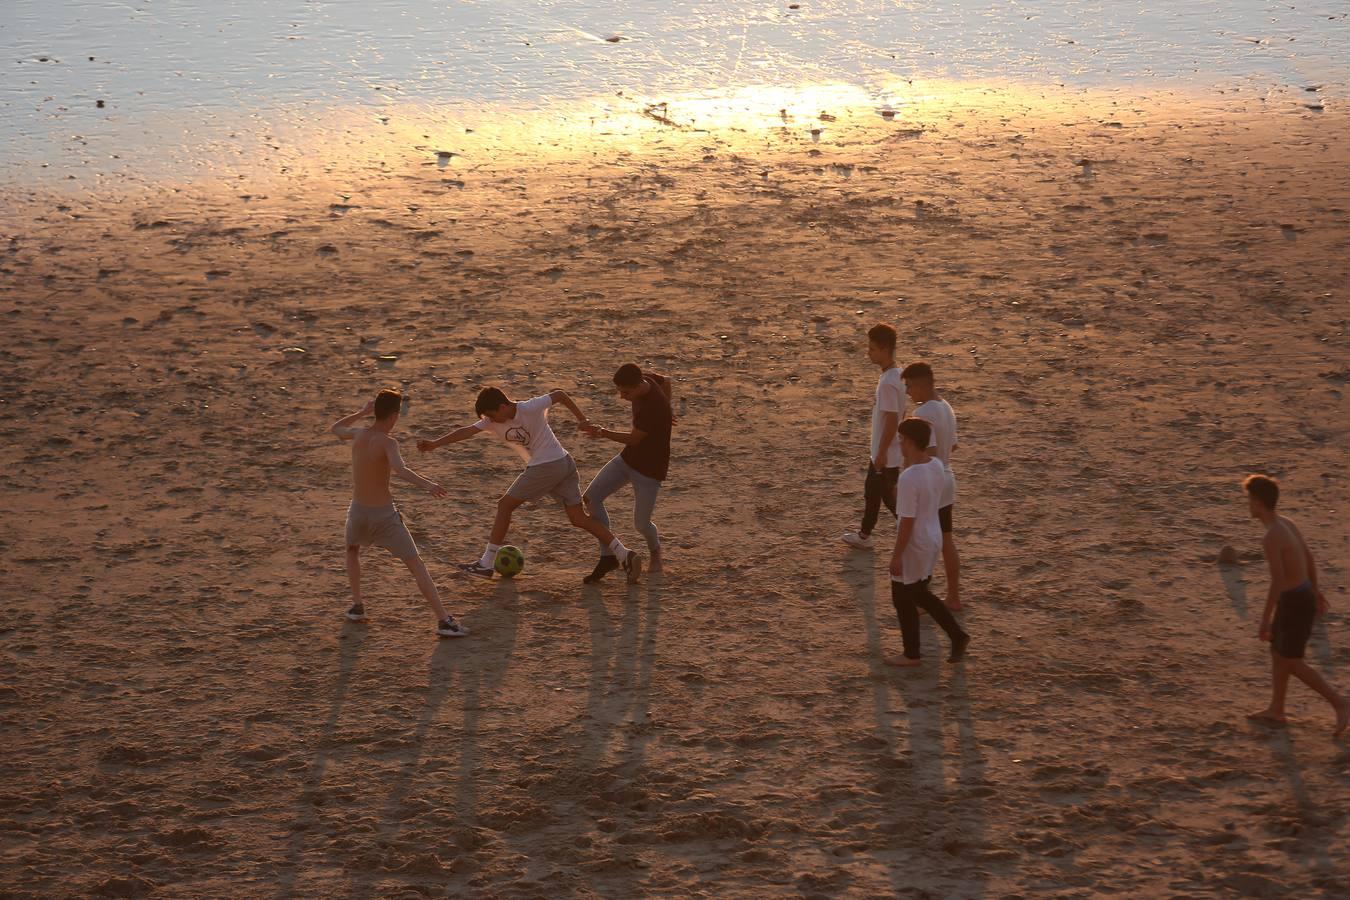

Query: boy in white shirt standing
[842,323,905,549]
[902,362,961,610]
[418,387,642,583]
[886,418,969,667]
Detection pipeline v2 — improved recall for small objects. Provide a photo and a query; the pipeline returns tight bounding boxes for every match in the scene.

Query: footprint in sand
[316,244,339,256]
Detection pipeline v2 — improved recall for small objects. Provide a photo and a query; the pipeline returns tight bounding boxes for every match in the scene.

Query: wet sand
[2,86,1348,896]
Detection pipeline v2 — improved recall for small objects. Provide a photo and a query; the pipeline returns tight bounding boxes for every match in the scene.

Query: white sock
[607,538,629,558]
[478,543,501,568]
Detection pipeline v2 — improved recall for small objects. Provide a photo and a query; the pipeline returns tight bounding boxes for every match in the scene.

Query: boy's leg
[567,503,643,583]
[880,466,899,518]
[565,503,617,546]
[912,581,970,661]
[490,494,524,545]
[347,546,362,603]
[885,580,923,667]
[1249,649,1292,724]
[346,545,366,618]
[1284,658,1349,729]
[630,470,663,570]
[582,455,630,555]
[939,504,961,610]
[463,494,526,573]
[859,463,885,537]
[404,555,450,623]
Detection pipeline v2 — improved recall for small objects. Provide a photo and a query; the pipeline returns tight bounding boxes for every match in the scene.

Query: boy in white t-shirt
[841,323,905,550]
[418,387,642,583]
[885,417,969,667]
[902,361,961,611]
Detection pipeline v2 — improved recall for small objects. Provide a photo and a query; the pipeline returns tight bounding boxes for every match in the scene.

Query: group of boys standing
[841,322,968,667]
[328,325,1346,734]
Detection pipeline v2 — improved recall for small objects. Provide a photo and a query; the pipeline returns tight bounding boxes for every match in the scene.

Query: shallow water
[2,0,1348,184]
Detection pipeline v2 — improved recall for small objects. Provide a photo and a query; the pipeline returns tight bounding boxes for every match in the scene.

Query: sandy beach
[2,84,1348,896]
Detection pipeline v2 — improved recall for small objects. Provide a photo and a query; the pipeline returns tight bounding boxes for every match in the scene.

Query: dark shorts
[938,504,953,534]
[1271,582,1316,659]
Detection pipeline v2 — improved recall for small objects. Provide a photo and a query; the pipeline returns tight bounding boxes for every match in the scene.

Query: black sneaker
[457,562,494,580]
[437,617,470,638]
[345,604,368,622]
[948,632,970,663]
[622,550,643,584]
[583,555,621,584]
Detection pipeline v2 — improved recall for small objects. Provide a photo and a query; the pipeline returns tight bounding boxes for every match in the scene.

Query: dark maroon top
[621,373,673,481]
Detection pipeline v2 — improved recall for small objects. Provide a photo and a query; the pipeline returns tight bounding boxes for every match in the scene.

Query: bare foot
[884,654,922,668]
[1334,702,1349,737]
[1246,709,1288,727]
[648,551,663,574]
[945,594,962,612]
[624,551,643,584]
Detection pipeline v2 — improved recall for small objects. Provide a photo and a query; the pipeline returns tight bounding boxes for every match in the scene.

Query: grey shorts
[507,454,583,507]
[345,501,419,560]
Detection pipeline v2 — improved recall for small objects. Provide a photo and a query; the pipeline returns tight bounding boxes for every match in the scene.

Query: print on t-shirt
[505,426,530,446]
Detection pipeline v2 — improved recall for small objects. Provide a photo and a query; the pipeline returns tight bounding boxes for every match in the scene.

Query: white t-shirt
[913,397,957,508]
[870,367,905,468]
[893,457,946,584]
[475,395,569,466]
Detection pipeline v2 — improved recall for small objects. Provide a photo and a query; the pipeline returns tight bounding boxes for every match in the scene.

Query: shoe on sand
[346,604,368,622]
[841,531,873,550]
[437,617,470,638]
[458,562,494,580]
[583,555,621,584]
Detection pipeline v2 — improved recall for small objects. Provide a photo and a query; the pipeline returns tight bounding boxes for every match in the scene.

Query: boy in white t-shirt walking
[842,323,905,549]
[418,387,642,583]
[886,417,969,667]
[902,361,961,610]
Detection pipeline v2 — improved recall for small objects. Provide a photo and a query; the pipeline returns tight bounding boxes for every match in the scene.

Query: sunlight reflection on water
[2,0,1348,183]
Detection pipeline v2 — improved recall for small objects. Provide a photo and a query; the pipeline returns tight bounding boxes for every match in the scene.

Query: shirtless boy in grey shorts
[331,389,468,637]
[418,387,642,583]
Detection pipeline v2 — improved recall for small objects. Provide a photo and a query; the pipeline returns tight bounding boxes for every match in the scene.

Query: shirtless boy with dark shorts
[1242,474,1346,735]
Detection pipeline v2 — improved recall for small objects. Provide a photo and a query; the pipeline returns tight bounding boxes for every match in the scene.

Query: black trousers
[892,577,967,660]
[861,463,899,536]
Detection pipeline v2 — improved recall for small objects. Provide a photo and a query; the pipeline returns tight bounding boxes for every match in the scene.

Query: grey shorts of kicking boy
[345,501,419,560]
[506,454,583,507]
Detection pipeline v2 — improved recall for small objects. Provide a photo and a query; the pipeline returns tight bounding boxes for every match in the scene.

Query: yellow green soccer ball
[494,545,525,578]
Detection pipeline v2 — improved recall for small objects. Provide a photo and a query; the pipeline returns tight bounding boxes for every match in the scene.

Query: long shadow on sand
[347,579,521,897]
[278,621,366,899]
[578,577,663,772]
[1229,564,1341,879]
[844,554,991,897]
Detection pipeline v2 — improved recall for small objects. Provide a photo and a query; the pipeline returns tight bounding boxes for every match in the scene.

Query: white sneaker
[841,531,874,550]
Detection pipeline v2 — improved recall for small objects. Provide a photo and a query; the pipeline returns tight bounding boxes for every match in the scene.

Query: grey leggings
[584,455,662,557]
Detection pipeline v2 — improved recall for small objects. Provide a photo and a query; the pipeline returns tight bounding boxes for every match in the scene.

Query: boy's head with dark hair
[901,361,935,403]
[867,322,897,353]
[901,361,933,382]
[373,389,402,421]
[1244,474,1280,514]
[613,364,643,387]
[475,387,510,419]
[897,416,932,453]
[613,363,651,403]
